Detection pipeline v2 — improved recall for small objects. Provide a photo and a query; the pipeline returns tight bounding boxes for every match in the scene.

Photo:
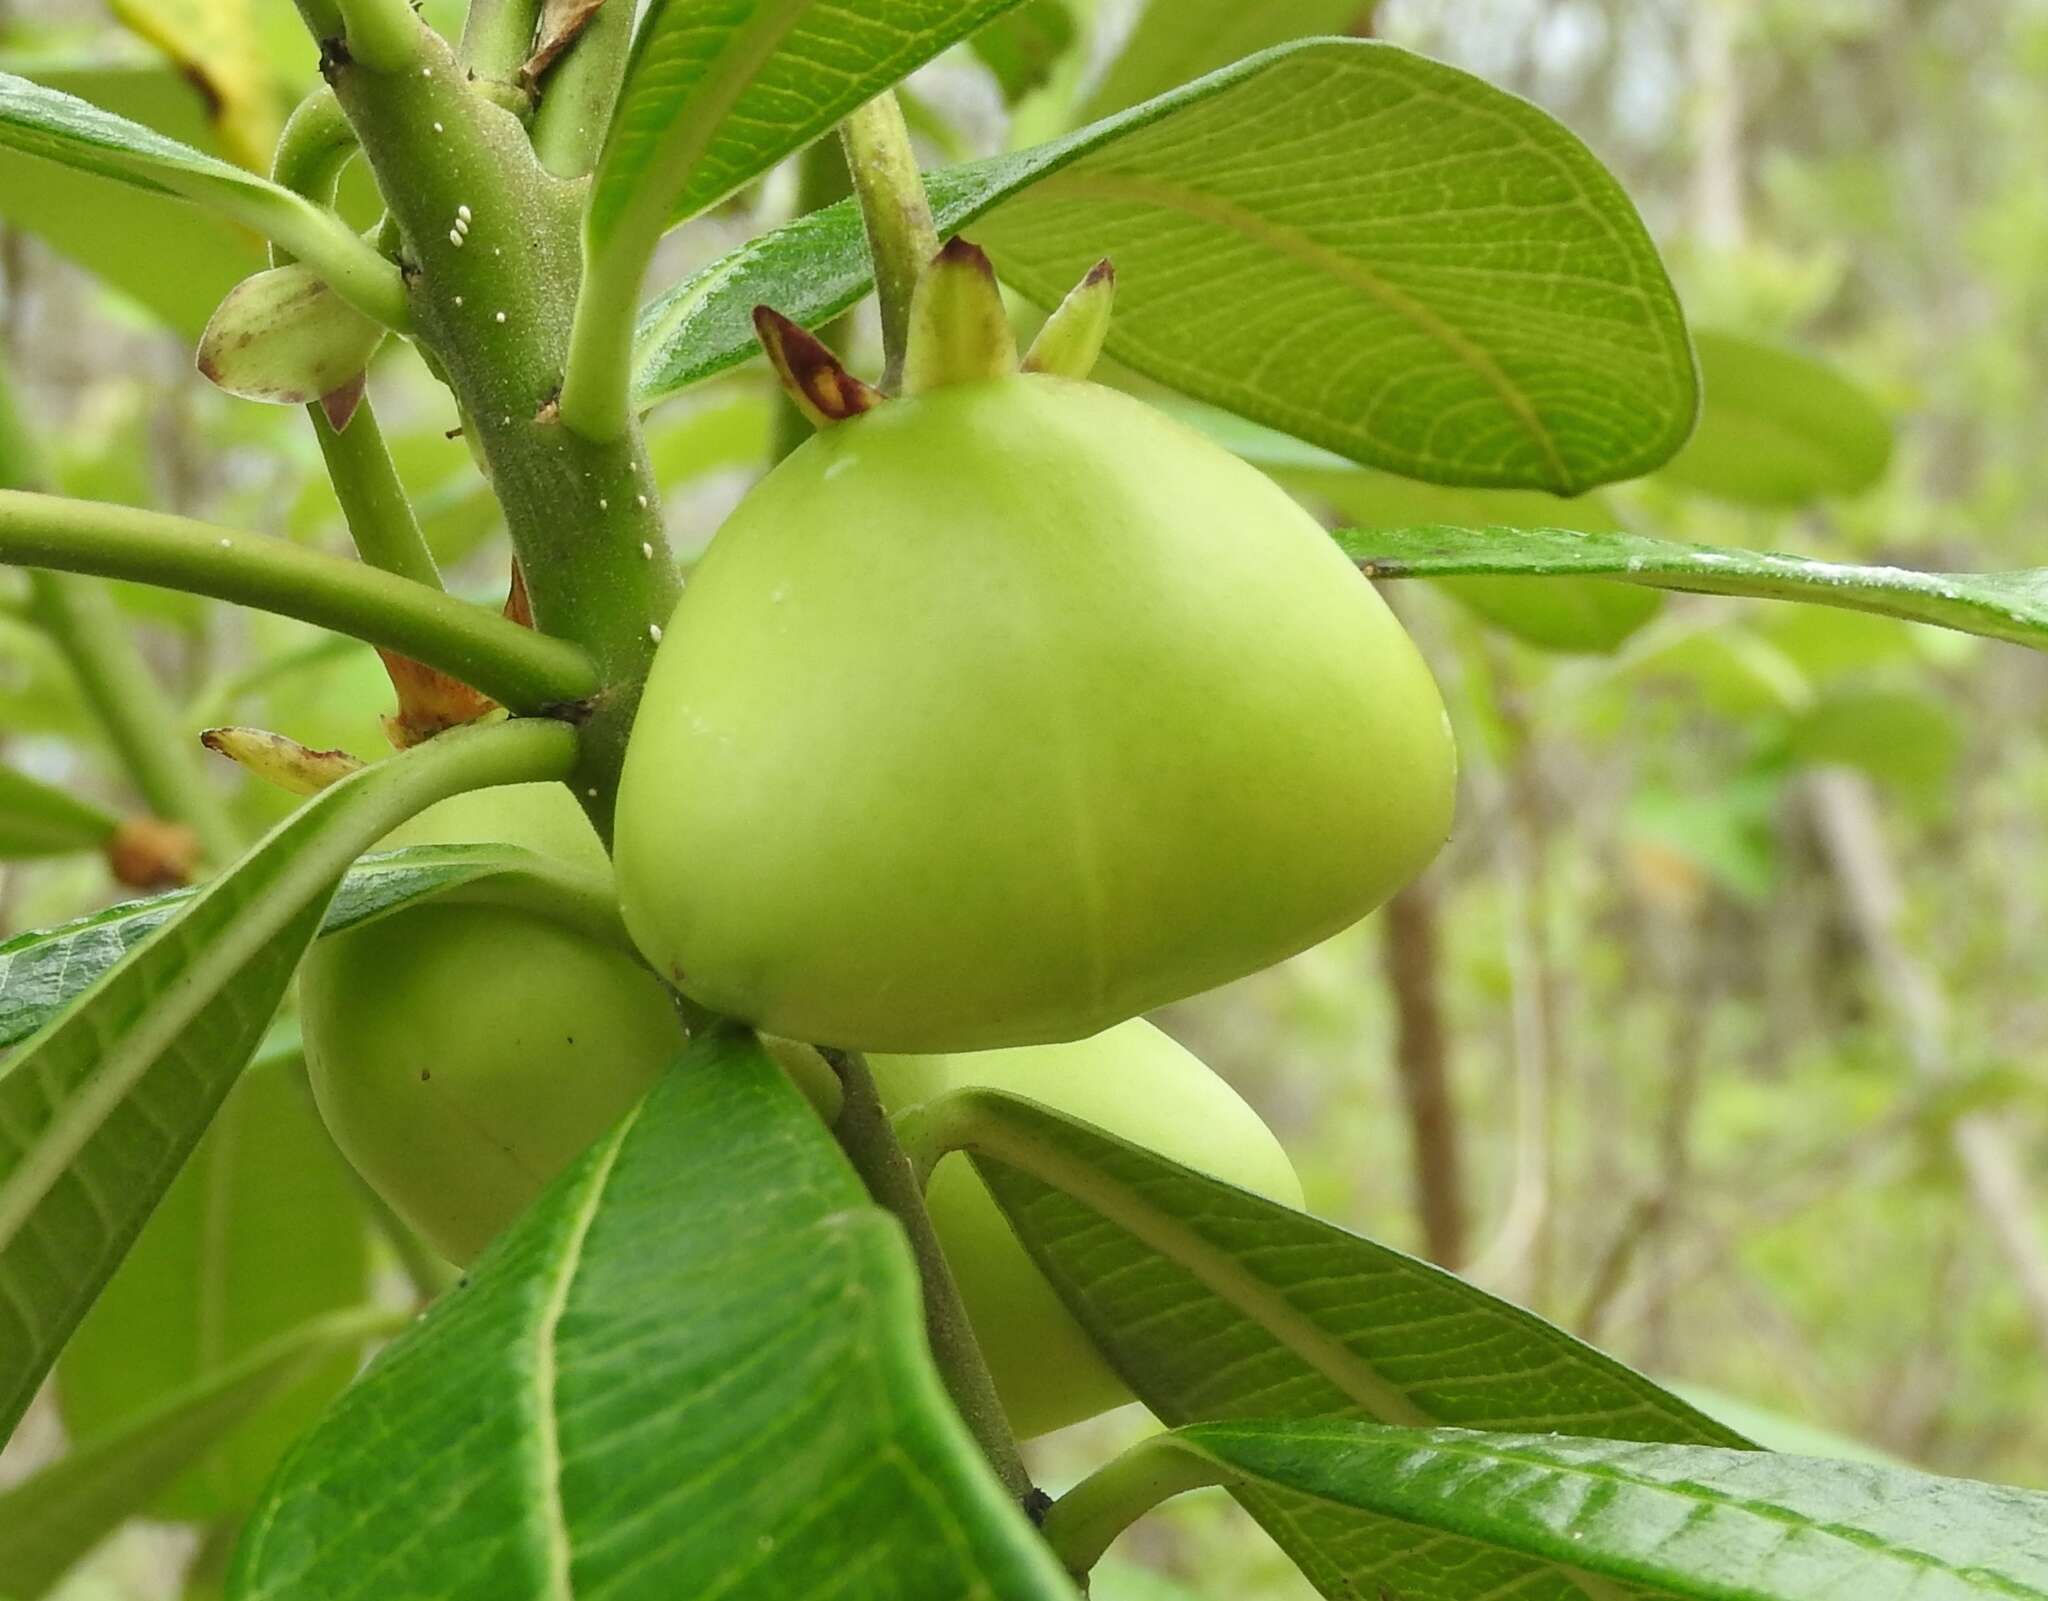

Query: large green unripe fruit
[302,784,681,1265]
[871,1019,1302,1439]
[617,376,1455,1052]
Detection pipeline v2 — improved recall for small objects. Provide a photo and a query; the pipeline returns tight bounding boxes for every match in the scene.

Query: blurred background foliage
[0,1,2045,1597]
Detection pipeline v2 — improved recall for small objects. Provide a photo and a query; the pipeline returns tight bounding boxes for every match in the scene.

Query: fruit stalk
[838,92,939,394]
[321,19,679,832]
[825,1049,1038,1509]
[1039,1434,1222,1580]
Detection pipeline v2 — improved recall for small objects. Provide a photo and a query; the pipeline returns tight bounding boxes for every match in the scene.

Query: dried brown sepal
[753,306,887,429]
[505,560,533,629]
[376,649,500,750]
[1022,259,1115,380]
[104,817,203,890]
[320,371,368,432]
[904,237,1017,395]
[523,0,607,82]
[201,726,367,796]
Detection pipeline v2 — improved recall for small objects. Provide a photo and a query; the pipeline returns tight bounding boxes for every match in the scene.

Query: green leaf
[1078,0,1367,119]
[934,1092,1742,1440]
[635,40,1695,493]
[1657,330,1894,506]
[0,719,575,1441]
[230,1030,1076,1601]
[971,0,1077,105]
[1782,685,1961,795]
[919,1091,1745,1601]
[0,841,605,1052]
[1291,465,1660,652]
[1338,522,2048,654]
[584,0,1026,297]
[0,1307,393,1601]
[1162,1420,2048,1601]
[0,58,267,336]
[108,0,284,173]
[0,764,115,859]
[0,70,403,325]
[57,1055,374,1523]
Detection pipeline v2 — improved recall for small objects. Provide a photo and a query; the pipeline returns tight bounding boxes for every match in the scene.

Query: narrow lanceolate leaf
[231,1031,1076,1601]
[0,719,576,1440]
[0,840,616,1052]
[916,1091,1745,1601]
[0,763,115,858]
[573,0,1026,414]
[636,40,1694,493]
[0,1307,395,1601]
[1155,1421,2048,1601]
[0,72,406,326]
[1657,330,1893,507]
[1337,523,2048,654]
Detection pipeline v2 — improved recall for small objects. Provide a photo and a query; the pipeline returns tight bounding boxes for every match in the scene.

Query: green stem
[334,0,429,72]
[311,401,442,590]
[0,351,240,862]
[839,92,939,394]
[28,572,240,864]
[459,0,541,82]
[290,0,344,42]
[327,28,678,832]
[1039,1435,1223,1580]
[271,88,358,207]
[826,1049,1038,1508]
[0,491,594,710]
[269,84,440,596]
[530,0,633,179]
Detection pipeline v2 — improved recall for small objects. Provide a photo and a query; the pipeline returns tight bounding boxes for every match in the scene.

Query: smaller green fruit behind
[300,784,683,1266]
[872,1018,1302,1440]
[616,375,1457,1053]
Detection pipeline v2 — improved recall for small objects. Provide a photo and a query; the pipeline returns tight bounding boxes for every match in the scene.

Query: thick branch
[0,491,595,710]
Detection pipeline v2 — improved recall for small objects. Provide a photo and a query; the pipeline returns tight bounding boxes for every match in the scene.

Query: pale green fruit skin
[302,785,680,1265]
[871,1019,1302,1439]
[617,375,1455,1052]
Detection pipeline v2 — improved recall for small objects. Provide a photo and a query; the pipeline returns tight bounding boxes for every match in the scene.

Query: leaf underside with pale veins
[635,39,1695,493]
[230,1032,1075,1601]
[943,1091,1746,1601]
[1177,1419,2048,1601]
[0,843,579,1052]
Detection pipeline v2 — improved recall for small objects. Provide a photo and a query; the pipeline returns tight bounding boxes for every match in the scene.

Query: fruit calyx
[754,239,1116,430]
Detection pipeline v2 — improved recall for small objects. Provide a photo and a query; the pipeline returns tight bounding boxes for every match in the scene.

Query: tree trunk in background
[1806,768,2048,1363]
[1382,875,1466,1268]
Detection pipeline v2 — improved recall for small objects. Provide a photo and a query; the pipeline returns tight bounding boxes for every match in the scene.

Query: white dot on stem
[648,623,664,643]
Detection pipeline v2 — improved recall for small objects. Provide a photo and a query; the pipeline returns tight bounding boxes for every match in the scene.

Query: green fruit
[302,784,681,1265]
[617,375,1455,1052]
[871,1019,1302,1438]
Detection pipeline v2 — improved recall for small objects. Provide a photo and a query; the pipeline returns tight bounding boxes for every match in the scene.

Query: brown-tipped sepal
[197,263,386,414]
[376,651,502,750]
[754,306,886,429]
[904,237,1017,395]
[1023,259,1115,380]
[200,727,365,797]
